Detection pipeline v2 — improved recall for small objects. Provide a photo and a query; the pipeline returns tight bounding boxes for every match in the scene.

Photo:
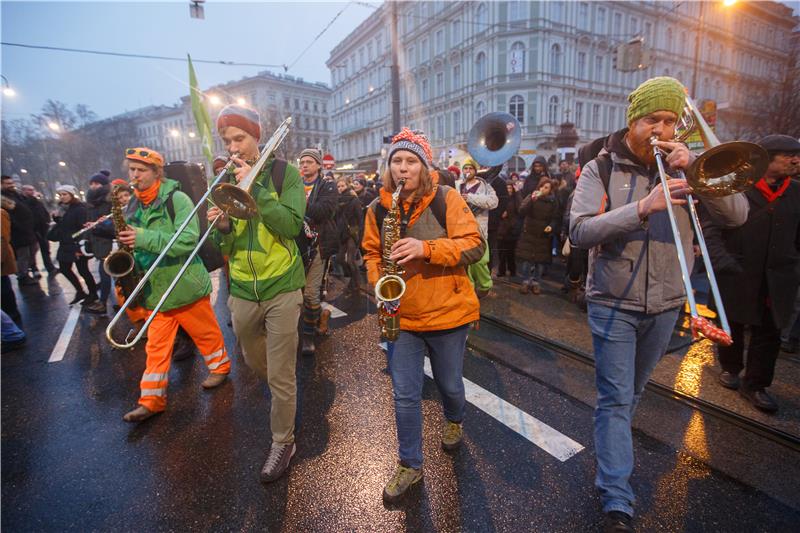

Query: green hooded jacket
[127,178,211,311]
[212,158,306,302]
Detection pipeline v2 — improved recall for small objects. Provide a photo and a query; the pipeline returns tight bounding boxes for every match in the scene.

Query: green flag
[188,54,215,167]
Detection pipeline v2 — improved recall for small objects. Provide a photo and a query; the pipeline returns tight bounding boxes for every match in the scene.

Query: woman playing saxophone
[361,128,484,503]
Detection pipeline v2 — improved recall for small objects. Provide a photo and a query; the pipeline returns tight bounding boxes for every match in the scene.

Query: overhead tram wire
[0,42,288,70]
[286,1,353,70]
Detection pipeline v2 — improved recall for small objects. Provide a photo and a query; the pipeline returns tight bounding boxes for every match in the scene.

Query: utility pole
[390,0,401,135]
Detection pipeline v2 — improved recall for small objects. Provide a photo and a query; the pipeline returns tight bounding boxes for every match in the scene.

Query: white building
[327,1,797,172]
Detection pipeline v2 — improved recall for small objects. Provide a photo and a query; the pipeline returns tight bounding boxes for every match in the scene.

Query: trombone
[106,117,292,349]
[651,95,767,346]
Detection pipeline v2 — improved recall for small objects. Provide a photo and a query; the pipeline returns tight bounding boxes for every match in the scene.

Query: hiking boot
[301,335,315,356]
[441,420,463,452]
[316,308,331,336]
[603,511,634,533]
[123,405,159,423]
[718,371,740,390]
[84,300,107,314]
[531,282,541,295]
[19,275,38,286]
[739,386,779,413]
[383,464,423,503]
[68,291,89,305]
[201,373,228,389]
[260,442,296,483]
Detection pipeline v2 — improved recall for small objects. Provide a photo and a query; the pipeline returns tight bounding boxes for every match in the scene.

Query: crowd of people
[1,75,799,533]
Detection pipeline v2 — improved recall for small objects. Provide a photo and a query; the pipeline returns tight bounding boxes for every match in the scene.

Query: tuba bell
[466,112,522,167]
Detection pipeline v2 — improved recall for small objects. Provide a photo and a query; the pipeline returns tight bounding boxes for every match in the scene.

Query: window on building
[294,98,300,110]
[359,49,364,69]
[597,7,606,33]
[613,12,622,34]
[510,41,525,76]
[630,17,638,36]
[595,55,604,82]
[575,101,583,128]
[313,101,318,112]
[323,118,328,129]
[435,29,444,55]
[476,3,487,28]
[509,95,524,124]
[550,1,563,22]
[550,44,562,75]
[644,22,652,43]
[436,115,444,140]
[577,51,587,79]
[609,107,617,130]
[314,118,319,130]
[509,1,523,22]
[406,9,414,34]
[422,38,429,62]
[453,109,461,136]
[322,102,327,113]
[666,27,673,53]
[475,52,487,82]
[284,96,291,108]
[436,72,444,97]
[592,104,600,129]
[422,78,429,101]
[406,45,415,68]
[304,100,309,111]
[376,35,382,54]
[453,64,461,90]
[578,3,588,30]
[548,96,560,125]
[475,101,486,121]
[367,43,373,63]
[452,20,461,45]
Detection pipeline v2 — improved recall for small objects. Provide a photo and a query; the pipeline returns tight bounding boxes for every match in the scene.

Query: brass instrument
[106,117,292,349]
[650,94,768,346]
[103,185,141,304]
[467,112,522,167]
[374,178,407,341]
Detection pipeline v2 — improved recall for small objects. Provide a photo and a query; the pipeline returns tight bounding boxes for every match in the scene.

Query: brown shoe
[518,282,529,294]
[316,308,332,336]
[123,405,159,423]
[531,282,541,295]
[201,373,228,389]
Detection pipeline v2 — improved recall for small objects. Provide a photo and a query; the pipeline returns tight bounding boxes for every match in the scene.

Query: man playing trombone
[118,148,230,423]
[207,105,306,483]
[569,77,748,532]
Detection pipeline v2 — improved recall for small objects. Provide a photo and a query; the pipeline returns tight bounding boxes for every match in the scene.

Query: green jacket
[213,158,306,302]
[127,178,211,311]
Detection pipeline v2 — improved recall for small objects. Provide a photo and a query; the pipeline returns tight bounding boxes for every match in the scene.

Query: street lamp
[208,94,222,106]
[188,131,196,138]
[169,129,180,137]
[58,161,66,167]
[20,168,27,174]
[236,97,246,105]
[1,75,15,97]
[48,122,61,132]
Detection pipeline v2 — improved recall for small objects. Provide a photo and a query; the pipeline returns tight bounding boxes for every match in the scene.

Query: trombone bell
[687,141,768,198]
[210,183,259,219]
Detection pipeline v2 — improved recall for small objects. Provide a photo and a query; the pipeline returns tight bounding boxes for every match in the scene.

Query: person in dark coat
[334,177,364,292]
[21,184,57,276]
[297,148,339,356]
[516,177,560,294]
[703,134,800,413]
[1,175,39,286]
[496,181,520,277]
[484,168,509,273]
[49,185,104,313]
[85,173,113,309]
[519,155,551,199]
[353,176,377,211]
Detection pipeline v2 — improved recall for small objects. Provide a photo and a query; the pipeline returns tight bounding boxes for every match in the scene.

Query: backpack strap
[269,158,287,196]
[594,152,613,213]
[371,185,449,234]
[165,190,176,221]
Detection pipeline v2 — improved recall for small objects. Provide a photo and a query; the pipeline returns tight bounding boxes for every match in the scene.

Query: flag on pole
[188,54,214,167]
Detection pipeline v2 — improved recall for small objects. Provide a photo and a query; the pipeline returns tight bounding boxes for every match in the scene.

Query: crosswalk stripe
[321,301,347,318]
[423,358,584,462]
[48,306,81,363]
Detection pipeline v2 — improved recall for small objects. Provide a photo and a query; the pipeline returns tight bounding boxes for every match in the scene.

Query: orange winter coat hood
[362,183,484,332]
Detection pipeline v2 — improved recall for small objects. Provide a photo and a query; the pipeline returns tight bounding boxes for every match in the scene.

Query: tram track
[475,312,800,454]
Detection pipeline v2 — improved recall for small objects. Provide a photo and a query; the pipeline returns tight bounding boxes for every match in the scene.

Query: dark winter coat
[296,174,338,261]
[487,175,509,234]
[356,187,378,211]
[49,201,88,263]
[2,191,37,248]
[702,180,800,329]
[336,191,363,245]
[21,194,51,238]
[86,185,113,259]
[520,155,551,198]
[516,192,559,263]
[497,190,521,241]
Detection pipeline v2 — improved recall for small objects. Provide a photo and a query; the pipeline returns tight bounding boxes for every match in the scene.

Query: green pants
[467,241,492,292]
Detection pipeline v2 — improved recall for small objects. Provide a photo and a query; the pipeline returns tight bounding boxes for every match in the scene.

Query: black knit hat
[89,173,110,186]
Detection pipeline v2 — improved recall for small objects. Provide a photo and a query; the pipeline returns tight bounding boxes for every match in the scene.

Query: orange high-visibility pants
[139,295,230,412]
[115,286,149,323]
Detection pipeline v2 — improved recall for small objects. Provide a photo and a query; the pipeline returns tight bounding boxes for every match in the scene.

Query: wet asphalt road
[2,271,800,532]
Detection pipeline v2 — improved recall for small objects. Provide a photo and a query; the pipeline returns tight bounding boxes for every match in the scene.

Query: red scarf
[134,180,161,206]
[754,177,790,203]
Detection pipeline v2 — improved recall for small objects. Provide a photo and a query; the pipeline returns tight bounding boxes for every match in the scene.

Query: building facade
[327,0,797,171]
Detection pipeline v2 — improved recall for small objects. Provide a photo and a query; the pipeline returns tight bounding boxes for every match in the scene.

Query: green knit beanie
[626,77,686,125]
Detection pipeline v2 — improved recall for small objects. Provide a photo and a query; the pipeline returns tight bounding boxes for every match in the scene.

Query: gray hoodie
[569,129,748,314]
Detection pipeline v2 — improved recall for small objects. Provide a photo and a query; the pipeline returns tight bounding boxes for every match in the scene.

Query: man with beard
[520,155,552,199]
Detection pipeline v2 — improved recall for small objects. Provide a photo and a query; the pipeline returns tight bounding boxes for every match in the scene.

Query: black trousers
[33,232,56,272]
[1,275,21,325]
[566,245,589,283]
[717,307,782,390]
[487,229,499,270]
[59,256,98,298]
[497,238,517,276]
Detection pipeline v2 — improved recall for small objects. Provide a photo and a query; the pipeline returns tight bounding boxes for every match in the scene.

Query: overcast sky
[1,0,378,121]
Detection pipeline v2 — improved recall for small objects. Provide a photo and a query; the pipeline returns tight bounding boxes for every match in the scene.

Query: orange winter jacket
[363,183,484,332]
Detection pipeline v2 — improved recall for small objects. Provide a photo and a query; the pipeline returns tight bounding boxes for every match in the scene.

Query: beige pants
[228,289,302,444]
[303,247,325,307]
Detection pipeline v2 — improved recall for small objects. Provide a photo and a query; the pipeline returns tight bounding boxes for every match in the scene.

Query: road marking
[423,359,584,462]
[321,301,347,318]
[48,306,81,363]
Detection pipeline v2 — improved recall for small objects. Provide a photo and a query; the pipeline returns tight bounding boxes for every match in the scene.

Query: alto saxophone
[374,178,407,341]
[103,185,141,304]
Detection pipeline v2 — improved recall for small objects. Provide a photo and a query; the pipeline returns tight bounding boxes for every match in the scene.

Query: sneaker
[84,300,107,314]
[68,291,89,305]
[201,373,228,389]
[441,420,463,452]
[382,464,423,503]
[603,511,634,533]
[260,442,296,483]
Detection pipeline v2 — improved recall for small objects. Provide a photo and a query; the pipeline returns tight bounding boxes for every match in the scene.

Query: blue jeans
[389,325,469,469]
[587,303,680,517]
[521,261,545,284]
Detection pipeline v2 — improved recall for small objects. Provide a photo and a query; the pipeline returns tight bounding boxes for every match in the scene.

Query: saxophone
[103,185,141,304]
[374,178,407,341]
